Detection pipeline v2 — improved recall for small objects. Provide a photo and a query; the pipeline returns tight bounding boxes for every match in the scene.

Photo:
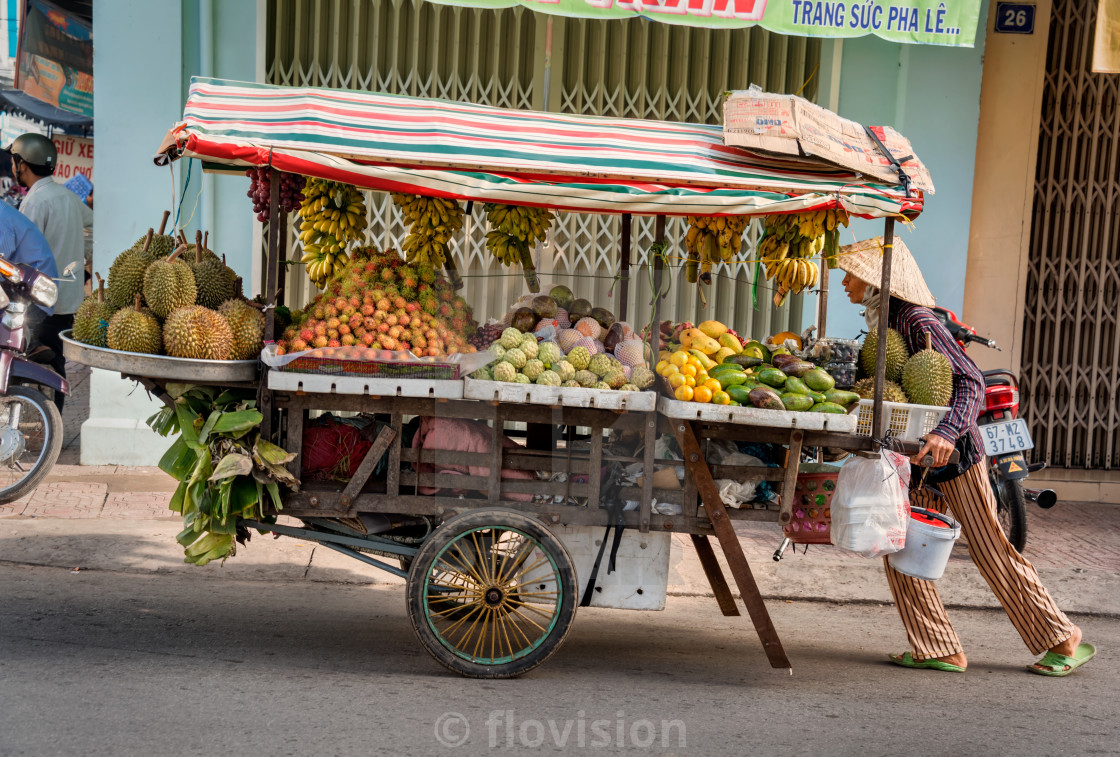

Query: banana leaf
[209,451,253,482]
[213,410,264,438]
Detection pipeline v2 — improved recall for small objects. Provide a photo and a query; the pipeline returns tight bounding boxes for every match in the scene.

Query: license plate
[981,419,1034,457]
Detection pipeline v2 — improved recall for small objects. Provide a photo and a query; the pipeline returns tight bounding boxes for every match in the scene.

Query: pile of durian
[851,327,953,407]
[74,223,264,362]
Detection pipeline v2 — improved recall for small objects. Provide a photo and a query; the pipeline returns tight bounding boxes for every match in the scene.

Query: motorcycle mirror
[59,261,79,280]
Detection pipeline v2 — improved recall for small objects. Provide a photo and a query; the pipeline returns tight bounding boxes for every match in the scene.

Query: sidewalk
[3,362,1119,618]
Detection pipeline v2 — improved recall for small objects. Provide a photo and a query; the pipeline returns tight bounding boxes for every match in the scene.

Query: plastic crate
[785,470,839,545]
[854,399,949,442]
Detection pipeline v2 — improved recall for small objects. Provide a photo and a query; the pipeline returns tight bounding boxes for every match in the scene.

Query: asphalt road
[0,563,1116,757]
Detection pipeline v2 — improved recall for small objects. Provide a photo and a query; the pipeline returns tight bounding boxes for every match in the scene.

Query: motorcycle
[0,253,71,504]
[933,306,1054,552]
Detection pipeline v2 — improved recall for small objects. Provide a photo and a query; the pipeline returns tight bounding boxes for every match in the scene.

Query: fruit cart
[74,77,941,678]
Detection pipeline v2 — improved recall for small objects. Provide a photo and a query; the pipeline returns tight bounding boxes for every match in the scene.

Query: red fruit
[328,339,341,348]
[361,303,374,316]
[414,336,427,349]
[361,332,375,346]
[326,317,341,330]
[411,347,424,357]
[440,290,453,302]
[438,303,452,317]
[311,306,325,320]
[363,317,377,331]
[398,314,411,327]
[327,330,339,340]
[376,298,391,311]
[349,296,361,308]
[312,335,328,348]
[342,307,357,318]
[427,346,441,357]
[275,346,287,356]
[299,328,314,342]
[405,302,420,313]
[381,337,398,351]
[341,334,356,346]
[290,339,308,351]
[388,325,402,339]
[386,314,399,327]
[378,322,390,333]
[397,341,410,351]
[370,289,385,302]
[425,329,438,341]
[393,296,407,310]
[338,324,351,336]
[314,322,327,336]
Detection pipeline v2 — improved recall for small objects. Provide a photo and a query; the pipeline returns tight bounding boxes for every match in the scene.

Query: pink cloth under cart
[412,417,535,502]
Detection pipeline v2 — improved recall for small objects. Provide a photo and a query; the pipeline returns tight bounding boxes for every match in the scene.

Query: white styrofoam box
[657,395,858,432]
[548,526,672,611]
[854,399,949,442]
[267,370,463,399]
[462,377,656,411]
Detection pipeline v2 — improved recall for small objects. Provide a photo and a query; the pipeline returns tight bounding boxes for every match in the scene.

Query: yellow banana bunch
[391,192,464,268]
[297,178,366,288]
[684,215,749,277]
[482,204,556,293]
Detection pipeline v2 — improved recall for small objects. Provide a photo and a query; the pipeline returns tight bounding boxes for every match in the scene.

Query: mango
[724,354,762,369]
[716,370,749,389]
[806,390,828,404]
[824,389,861,410]
[714,346,739,364]
[780,393,815,412]
[784,376,812,396]
[803,368,836,392]
[717,332,743,354]
[688,349,717,370]
[810,402,848,414]
[726,384,754,405]
[757,368,788,388]
[781,361,816,378]
[741,341,770,362]
[749,386,785,411]
[698,319,729,339]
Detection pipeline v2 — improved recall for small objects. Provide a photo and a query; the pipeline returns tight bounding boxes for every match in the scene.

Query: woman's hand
[913,433,955,468]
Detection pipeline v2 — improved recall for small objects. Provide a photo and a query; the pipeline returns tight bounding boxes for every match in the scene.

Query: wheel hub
[484,587,505,607]
[0,425,24,464]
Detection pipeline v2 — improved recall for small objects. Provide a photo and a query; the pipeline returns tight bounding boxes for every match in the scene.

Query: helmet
[9,133,57,173]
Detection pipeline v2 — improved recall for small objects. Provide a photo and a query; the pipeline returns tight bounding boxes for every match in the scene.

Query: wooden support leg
[689,534,740,617]
[778,430,804,527]
[339,425,397,512]
[673,421,791,670]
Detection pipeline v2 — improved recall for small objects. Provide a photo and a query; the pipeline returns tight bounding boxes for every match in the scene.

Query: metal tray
[61,331,260,383]
[267,369,463,399]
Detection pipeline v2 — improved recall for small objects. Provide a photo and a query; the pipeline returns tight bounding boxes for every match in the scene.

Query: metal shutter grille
[266,0,818,338]
[1022,0,1120,470]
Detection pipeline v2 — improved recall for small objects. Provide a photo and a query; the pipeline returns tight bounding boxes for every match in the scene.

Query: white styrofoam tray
[657,395,858,432]
[463,377,656,411]
[267,369,464,399]
[523,526,671,611]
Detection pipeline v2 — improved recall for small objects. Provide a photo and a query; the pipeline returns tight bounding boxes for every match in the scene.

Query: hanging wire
[174,158,194,230]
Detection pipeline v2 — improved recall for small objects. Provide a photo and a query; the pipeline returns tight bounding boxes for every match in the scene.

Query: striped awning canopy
[166,77,924,219]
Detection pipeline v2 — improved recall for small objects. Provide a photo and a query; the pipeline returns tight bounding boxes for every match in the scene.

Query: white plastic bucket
[887,507,962,580]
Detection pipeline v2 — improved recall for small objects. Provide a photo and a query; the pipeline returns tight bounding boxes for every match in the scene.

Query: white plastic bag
[830,450,911,558]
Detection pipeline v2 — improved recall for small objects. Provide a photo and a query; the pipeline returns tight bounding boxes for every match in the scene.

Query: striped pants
[883,460,1075,660]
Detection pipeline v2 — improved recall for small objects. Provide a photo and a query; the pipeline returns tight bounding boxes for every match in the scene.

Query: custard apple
[521,359,545,382]
[502,347,527,369]
[492,361,517,382]
[500,327,524,350]
[566,345,591,371]
[536,370,561,386]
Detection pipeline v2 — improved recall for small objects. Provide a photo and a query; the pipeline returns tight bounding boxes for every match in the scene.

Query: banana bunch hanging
[483,203,555,293]
[391,192,464,269]
[757,208,849,295]
[298,178,367,288]
[683,215,749,285]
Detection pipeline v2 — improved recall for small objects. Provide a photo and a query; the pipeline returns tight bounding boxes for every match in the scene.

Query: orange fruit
[693,386,713,404]
[686,356,703,369]
[679,364,697,378]
[772,331,802,349]
[696,370,709,383]
[668,373,687,389]
[674,385,694,402]
[655,359,670,375]
[712,390,731,405]
[683,375,696,387]
[661,363,680,377]
[703,378,721,394]
[669,351,689,367]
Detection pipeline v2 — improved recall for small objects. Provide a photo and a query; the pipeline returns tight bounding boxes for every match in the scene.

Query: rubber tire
[991,472,1028,554]
[0,385,62,505]
[406,508,577,679]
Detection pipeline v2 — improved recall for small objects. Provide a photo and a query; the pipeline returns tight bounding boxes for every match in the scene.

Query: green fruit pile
[714,353,859,413]
[471,327,646,391]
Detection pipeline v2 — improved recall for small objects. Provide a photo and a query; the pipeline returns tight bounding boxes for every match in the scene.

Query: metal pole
[871,218,895,439]
[650,215,666,373]
[619,213,632,322]
[263,167,281,342]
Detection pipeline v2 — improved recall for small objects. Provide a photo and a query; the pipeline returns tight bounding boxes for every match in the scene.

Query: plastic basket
[854,399,949,442]
[279,355,460,380]
[785,470,839,544]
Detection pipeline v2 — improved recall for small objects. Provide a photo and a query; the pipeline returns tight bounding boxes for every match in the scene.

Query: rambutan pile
[275,247,478,359]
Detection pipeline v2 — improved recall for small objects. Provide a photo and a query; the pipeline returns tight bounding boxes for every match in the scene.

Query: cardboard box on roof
[723,88,935,195]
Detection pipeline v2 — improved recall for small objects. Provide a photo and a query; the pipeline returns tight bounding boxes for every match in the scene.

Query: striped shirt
[890,300,985,467]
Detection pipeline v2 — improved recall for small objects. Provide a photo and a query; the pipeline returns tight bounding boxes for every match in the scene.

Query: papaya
[806,390,828,404]
[824,389,861,410]
[802,367,836,392]
[780,393,815,412]
[757,368,788,388]
[810,402,849,414]
[784,376,812,396]
[749,386,785,411]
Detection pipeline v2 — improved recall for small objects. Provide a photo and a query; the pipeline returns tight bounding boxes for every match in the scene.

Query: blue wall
[805,12,988,341]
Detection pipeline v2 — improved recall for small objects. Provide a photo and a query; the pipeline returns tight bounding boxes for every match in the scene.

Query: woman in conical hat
[837,236,1093,677]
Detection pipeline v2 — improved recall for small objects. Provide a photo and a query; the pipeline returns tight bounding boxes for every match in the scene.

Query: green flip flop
[889,652,966,673]
[1028,642,1096,677]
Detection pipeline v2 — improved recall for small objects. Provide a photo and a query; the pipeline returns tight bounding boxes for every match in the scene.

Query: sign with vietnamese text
[16,0,93,117]
[51,133,93,183]
[424,0,983,46]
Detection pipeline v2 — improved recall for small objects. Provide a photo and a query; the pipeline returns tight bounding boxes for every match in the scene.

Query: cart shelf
[267,369,464,399]
[462,376,656,411]
[657,394,858,433]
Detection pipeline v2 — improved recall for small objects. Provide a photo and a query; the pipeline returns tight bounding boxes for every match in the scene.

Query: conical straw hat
[836,236,936,308]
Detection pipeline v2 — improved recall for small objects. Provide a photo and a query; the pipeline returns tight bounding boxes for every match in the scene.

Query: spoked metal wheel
[406,509,577,679]
[0,385,62,504]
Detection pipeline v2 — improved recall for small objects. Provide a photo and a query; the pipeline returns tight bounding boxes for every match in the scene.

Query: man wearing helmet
[8,132,93,411]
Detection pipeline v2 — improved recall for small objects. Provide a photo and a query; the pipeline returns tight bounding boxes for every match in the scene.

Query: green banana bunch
[683,215,749,285]
[483,203,555,293]
[298,178,366,288]
[391,192,465,268]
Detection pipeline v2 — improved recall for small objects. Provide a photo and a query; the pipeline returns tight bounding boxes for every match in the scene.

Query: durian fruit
[106,229,158,308]
[106,294,162,354]
[217,298,265,360]
[73,274,117,348]
[163,305,234,360]
[860,327,909,383]
[902,333,953,407]
[189,247,237,309]
[143,246,197,319]
[852,377,909,404]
